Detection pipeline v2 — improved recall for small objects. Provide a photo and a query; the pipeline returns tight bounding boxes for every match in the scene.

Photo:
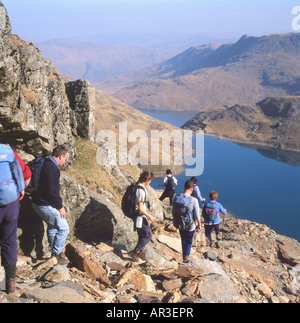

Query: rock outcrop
[0,1,75,161]
[65,79,96,142]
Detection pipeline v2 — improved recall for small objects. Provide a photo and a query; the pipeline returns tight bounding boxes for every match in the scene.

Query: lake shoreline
[203,132,300,155]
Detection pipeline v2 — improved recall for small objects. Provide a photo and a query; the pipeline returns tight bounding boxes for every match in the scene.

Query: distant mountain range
[36,39,177,83]
[113,33,300,111]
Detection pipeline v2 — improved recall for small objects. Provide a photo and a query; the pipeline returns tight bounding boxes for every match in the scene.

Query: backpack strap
[136,184,147,203]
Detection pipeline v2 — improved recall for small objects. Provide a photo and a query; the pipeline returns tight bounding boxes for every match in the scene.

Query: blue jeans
[179,229,195,257]
[32,203,69,256]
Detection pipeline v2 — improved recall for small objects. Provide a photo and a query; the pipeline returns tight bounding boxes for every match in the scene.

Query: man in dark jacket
[32,145,69,265]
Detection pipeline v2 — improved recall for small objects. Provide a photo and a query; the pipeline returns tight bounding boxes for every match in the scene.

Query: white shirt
[135,184,147,214]
[163,175,178,185]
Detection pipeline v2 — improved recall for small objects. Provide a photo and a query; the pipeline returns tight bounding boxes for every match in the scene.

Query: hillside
[114,33,300,111]
[182,96,300,153]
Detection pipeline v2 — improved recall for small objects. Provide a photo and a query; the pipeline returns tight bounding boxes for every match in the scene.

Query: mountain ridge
[113,33,300,111]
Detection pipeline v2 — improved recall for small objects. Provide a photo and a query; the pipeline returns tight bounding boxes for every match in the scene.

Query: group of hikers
[0,143,70,294]
[125,169,228,264]
[0,142,227,296]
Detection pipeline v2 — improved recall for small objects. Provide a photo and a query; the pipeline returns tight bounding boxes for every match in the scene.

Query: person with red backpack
[202,191,227,247]
[0,144,32,294]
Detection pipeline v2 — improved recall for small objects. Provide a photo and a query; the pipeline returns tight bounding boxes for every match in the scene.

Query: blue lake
[140,109,300,242]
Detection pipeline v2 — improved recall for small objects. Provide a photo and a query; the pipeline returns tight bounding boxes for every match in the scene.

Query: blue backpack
[172,194,194,231]
[0,144,25,206]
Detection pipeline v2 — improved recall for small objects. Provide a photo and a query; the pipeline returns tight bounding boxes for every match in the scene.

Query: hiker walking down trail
[202,191,227,247]
[172,180,201,263]
[31,145,69,265]
[127,171,156,262]
[0,144,32,294]
[190,177,205,205]
[159,169,178,206]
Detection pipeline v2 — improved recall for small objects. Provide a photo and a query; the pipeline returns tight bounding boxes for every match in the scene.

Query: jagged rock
[278,241,300,265]
[0,2,11,36]
[139,259,178,276]
[222,253,275,290]
[21,285,94,303]
[65,79,96,141]
[0,291,29,303]
[65,242,111,286]
[175,264,204,279]
[197,274,241,303]
[162,278,182,291]
[157,235,191,254]
[41,265,71,283]
[0,18,76,160]
[190,258,230,281]
[60,175,138,251]
[113,268,149,291]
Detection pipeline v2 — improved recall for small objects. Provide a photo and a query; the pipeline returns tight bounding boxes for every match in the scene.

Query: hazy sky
[2,0,299,42]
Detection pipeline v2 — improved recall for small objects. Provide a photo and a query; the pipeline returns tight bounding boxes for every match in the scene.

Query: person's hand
[149,215,157,224]
[196,225,201,232]
[59,207,67,219]
[19,190,25,201]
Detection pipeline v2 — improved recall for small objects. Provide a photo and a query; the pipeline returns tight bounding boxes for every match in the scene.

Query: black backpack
[122,183,146,219]
[26,157,46,194]
[166,176,175,190]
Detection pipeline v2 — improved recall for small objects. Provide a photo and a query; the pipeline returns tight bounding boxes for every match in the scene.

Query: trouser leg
[133,219,152,253]
[0,201,20,269]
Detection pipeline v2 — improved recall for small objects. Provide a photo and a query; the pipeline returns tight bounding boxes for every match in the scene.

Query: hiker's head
[184,180,194,195]
[52,145,69,167]
[190,177,197,184]
[209,191,218,201]
[166,169,172,175]
[138,171,154,186]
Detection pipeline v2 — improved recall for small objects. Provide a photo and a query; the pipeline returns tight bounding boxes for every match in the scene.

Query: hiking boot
[183,255,190,263]
[129,251,140,262]
[54,252,69,266]
[138,251,147,261]
[216,233,222,241]
[5,278,15,295]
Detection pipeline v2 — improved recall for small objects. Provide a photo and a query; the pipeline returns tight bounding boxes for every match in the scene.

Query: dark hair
[166,169,172,175]
[209,191,218,200]
[190,177,197,184]
[138,171,154,184]
[52,145,69,158]
[184,180,194,191]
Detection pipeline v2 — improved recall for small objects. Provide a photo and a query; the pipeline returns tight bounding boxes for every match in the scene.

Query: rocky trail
[1,202,299,304]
